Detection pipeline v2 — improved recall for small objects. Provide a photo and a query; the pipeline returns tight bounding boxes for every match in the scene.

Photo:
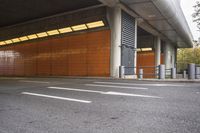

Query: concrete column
[188,63,195,80]
[164,42,175,69]
[159,65,165,79]
[107,6,122,78]
[154,37,161,67]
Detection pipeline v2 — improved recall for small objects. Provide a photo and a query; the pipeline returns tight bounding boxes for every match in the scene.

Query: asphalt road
[0,77,200,133]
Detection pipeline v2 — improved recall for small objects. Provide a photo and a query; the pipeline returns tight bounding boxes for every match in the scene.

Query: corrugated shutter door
[121,11,136,75]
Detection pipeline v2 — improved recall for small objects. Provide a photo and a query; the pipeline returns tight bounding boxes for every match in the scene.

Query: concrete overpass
[0,0,193,78]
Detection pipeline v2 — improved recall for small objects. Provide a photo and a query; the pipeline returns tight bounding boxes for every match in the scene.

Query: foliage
[177,47,200,72]
[193,1,200,30]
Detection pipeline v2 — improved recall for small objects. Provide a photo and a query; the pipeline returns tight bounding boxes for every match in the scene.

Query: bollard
[188,63,195,80]
[183,70,187,79]
[171,68,176,79]
[119,66,125,78]
[159,65,165,79]
[195,67,200,79]
[138,69,143,79]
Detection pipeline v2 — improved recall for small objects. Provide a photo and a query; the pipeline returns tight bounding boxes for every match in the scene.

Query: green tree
[177,47,200,72]
[193,1,200,29]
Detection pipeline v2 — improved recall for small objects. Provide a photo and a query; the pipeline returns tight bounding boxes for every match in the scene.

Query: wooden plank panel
[37,40,51,76]
[0,30,111,77]
[14,45,25,76]
[24,43,37,76]
[51,37,68,76]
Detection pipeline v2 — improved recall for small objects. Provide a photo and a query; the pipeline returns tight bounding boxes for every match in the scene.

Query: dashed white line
[21,92,91,103]
[48,87,162,99]
[94,82,183,87]
[85,84,148,90]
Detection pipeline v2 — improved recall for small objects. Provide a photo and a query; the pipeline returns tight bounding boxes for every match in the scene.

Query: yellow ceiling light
[137,48,142,52]
[47,30,59,36]
[28,34,38,39]
[12,38,20,43]
[71,24,87,31]
[19,36,29,41]
[58,27,72,33]
[141,48,152,52]
[0,41,6,45]
[86,21,104,28]
[5,40,13,44]
[37,32,48,38]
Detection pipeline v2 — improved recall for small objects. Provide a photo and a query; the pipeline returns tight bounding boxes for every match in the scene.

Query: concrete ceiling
[0,0,101,28]
[98,0,193,48]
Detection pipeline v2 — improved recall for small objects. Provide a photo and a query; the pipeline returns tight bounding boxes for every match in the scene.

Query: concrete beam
[98,0,119,7]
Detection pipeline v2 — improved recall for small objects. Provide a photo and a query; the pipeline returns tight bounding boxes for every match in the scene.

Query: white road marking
[21,92,91,103]
[94,82,183,87]
[105,92,162,98]
[19,80,50,84]
[48,87,162,99]
[85,84,148,90]
[48,87,103,93]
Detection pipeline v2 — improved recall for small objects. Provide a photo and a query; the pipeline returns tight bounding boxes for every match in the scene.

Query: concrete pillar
[188,63,195,80]
[164,42,175,69]
[183,71,187,79]
[119,66,125,78]
[154,37,161,67]
[138,69,143,79]
[107,6,122,78]
[195,67,200,79]
[171,68,176,79]
[159,65,165,79]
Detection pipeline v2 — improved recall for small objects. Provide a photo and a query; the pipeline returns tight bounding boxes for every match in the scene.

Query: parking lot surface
[0,77,200,133]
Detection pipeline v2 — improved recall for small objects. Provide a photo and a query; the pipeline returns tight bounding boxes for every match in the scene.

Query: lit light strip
[37,32,48,38]
[141,48,152,52]
[19,36,29,41]
[58,27,72,33]
[0,41,6,45]
[71,24,87,31]
[12,38,20,43]
[0,20,105,46]
[5,40,13,44]
[47,30,60,36]
[86,21,104,28]
[28,34,38,39]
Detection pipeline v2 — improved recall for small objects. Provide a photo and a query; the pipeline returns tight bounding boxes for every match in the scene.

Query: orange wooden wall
[137,51,164,78]
[0,30,110,77]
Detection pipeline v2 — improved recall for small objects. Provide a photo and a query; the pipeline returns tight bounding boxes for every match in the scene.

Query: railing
[120,66,159,79]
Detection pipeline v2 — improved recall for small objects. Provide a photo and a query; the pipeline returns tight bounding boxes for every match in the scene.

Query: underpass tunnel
[0,0,193,79]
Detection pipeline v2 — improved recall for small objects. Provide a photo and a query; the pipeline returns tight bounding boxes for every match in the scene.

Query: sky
[181,0,199,41]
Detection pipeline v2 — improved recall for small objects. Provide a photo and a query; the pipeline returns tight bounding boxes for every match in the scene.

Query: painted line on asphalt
[21,92,91,103]
[19,80,50,84]
[85,84,148,90]
[94,82,184,87]
[48,87,162,99]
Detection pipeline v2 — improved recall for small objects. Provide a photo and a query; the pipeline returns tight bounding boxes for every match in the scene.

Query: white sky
[181,0,199,40]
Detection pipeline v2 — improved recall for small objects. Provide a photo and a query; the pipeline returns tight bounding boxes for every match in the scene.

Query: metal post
[183,70,187,79]
[119,66,125,78]
[195,66,200,79]
[188,63,195,80]
[138,69,143,79]
[159,65,165,79]
[171,68,176,79]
